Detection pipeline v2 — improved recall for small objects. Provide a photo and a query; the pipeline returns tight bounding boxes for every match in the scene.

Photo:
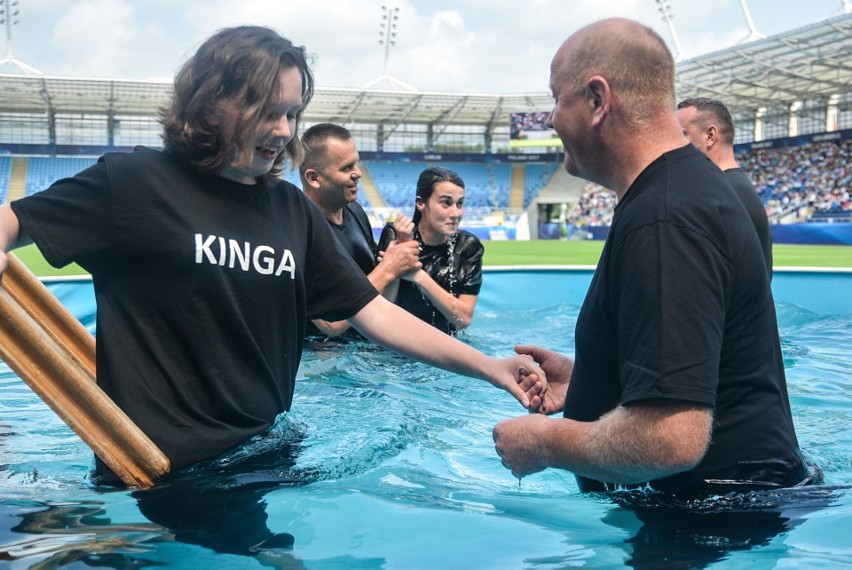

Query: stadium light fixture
[379,4,400,77]
[655,0,684,62]
[737,0,765,43]
[0,0,42,75]
[363,4,417,91]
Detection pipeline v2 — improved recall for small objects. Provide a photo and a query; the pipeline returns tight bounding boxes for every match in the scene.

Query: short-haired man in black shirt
[677,97,773,277]
[300,123,421,337]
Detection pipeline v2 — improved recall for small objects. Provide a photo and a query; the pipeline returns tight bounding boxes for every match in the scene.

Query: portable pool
[0,268,850,568]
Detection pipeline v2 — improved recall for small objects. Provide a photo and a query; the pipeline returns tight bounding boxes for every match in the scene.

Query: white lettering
[218,237,227,265]
[253,245,276,275]
[229,239,250,271]
[194,234,296,279]
[275,249,296,279]
[750,141,773,150]
[195,234,217,264]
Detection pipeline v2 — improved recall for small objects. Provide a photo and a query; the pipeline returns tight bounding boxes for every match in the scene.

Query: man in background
[677,97,773,276]
[300,123,420,337]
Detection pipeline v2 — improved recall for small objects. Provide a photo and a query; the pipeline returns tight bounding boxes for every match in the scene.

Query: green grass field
[11,240,852,278]
[483,240,852,268]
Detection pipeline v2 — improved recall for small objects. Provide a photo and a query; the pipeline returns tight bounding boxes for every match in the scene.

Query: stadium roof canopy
[676,12,852,114]
[1,12,850,128]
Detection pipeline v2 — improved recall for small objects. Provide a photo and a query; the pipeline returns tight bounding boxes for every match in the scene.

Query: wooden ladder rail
[0,254,170,487]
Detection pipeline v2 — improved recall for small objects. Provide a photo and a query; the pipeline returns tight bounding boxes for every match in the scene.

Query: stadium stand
[361,161,520,220]
[0,156,10,204]
[524,163,558,209]
[2,142,849,231]
[24,157,98,197]
[1,156,552,222]
[567,139,852,229]
[364,161,426,212]
[740,140,851,223]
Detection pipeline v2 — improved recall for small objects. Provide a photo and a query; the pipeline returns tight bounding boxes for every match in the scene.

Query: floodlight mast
[363,4,416,91]
[0,0,42,74]
[738,0,765,42]
[655,0,684,62]
[379,4,399,77]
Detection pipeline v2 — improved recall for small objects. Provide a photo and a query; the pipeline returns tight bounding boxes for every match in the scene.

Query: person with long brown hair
[0,25,545,487]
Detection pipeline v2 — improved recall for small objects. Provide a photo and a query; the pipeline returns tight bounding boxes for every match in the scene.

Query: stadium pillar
[107,109,116,147]
[754,108,765,142]
[788,101,802,137]
[827,94,839,132]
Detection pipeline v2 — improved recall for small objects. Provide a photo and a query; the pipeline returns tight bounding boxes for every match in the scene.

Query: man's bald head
[551,18,676,128]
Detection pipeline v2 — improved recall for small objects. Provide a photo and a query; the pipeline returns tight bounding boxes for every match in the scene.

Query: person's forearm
[541,404,712,484]
[0,204,27,252]
[383,278,400,303]
[409,270,476,330]
[311,318,352,337]
[367,263,398,294]
[351,296,491,379]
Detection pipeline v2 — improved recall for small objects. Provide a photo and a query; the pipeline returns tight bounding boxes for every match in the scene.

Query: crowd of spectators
[567,183,617,228]
[568,140,852,227]
[740,140,851,222]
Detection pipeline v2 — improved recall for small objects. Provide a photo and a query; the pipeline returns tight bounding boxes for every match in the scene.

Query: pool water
[0,270,850,569]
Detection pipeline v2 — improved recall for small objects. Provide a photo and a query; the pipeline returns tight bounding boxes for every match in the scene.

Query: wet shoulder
[455,230,484,255]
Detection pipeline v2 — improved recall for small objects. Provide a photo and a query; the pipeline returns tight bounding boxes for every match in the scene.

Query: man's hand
[514,345,572,414]
[392,213,415,243]
[488,354,547,410]
[493,414,552,478]
[377,240,421,279]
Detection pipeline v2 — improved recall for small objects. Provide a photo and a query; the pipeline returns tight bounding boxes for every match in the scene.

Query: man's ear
[302,168,320,189]
[705,124,719,148]
[304,168,319,186]
[587,76,611,125]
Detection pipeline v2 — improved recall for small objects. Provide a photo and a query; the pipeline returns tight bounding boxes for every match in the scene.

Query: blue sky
[2,0,848,93]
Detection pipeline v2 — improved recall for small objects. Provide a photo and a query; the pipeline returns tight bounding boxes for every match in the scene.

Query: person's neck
[715,149,740,171]
[315,195,345,225]
[324,206,345,225]
[607,120,688,201]
[417,225,447,246]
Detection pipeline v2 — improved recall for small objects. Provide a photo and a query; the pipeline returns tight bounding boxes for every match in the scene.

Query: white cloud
[3,0,845,93]
[51,0,140,75]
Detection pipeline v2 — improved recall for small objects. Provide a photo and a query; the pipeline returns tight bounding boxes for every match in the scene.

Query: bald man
[677,97,772,277]
[494,18,817,497]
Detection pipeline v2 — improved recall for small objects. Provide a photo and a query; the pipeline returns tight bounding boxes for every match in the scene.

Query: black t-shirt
[725,167,773,278]
[394,229,483,335]
[326,202,377,275]
[304,201,376,338]
[566,144,805,495]
[11,147,379,475]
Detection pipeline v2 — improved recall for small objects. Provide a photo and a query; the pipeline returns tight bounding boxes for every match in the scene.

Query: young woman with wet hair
[392,166,485,335]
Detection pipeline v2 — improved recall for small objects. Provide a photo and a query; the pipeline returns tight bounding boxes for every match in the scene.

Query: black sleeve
[303,198,379,321]
[10,158,113,269]
[457,233,484,296]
